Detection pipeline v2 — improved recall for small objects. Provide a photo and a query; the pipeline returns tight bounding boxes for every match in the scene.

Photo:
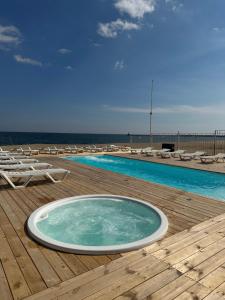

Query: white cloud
[58,48,72,54]
[165,0,183,12]
[114,60,125,70]
[103,104,225,115]
[114,0,156,18]
[212,27,224,33]
[98,18,140,38]
[93,42,101,47]
[14,54,43,66]
[0,24,22,50]
[65,65,73,70]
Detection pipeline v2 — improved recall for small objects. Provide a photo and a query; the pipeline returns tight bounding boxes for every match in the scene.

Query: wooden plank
[58,253,88,276]
[200,266,225,291]
[57,254,164,300]
[22,252,158,300]
[174,282,210,300]
[0,261,13,300]
[40,248,74,281]
[147,275,195,300]
[203,293,225,300]
[78,258,170,300]
[0,194,61,288]
[0,206,46,294]
[175,237,225,275]
[162,233,223,265]
[115,268,181,300]
[0,227,31,300]
[184,247,225,281]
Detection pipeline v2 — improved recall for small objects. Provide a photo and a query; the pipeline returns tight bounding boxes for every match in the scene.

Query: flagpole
[150,80,154,146]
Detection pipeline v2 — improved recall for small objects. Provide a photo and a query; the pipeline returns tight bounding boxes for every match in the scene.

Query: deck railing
[129,131,225,155]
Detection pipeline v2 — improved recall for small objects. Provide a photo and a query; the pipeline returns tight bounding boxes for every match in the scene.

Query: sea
[0,131,219,146]
[0,132,131,146]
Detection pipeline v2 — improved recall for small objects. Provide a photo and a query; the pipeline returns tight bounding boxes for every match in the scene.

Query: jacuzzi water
[27,195,168,254]
[64,155,225,201]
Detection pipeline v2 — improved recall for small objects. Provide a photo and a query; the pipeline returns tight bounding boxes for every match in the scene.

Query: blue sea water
[65,155,225,201]
[0,132,130,146]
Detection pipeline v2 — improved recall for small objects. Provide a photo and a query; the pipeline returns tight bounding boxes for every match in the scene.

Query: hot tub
[27,195,168,254]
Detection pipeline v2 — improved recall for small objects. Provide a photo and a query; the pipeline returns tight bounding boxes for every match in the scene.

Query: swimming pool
[65,155,225,201]
[28,195,168,254]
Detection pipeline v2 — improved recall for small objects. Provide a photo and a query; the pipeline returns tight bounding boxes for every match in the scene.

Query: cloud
[103,104,225,115]
[0,24,22,50]
[58,48,72,54]
[165,0,183,12]
[14,54,43,66]
[114,60,125,70]
[65,65,73,70]
[93,42,101,47]
[212,27,225,33]
[114,0,156,18]
[98,18,140,38]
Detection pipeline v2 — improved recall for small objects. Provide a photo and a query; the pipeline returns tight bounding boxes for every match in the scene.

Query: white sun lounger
[64,147,77,154]
[200,153,225,164]
[141,147,152,154]
[0,159,38,165]
[0,163,51,171]
[40,147,57,155]
[180,151,205,161]
[41,147,64,155]
[161,150,185,158]
[51,146,64,154]
[64,146,83,154]
[145,148,170,157]
[0,155,29,160]
[0,152,10,156]
[87,145,103,153]
[130,149,142,154]
[104,145,120,152]
[0,152,27,156]
[17,147,39,156]
[0,148,9,153]
[121,146,131,152]
[0,168,70,189]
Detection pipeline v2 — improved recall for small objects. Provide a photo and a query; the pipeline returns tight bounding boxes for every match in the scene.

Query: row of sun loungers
[179,151,206,161]
[130,147,225,164]
[1,144,131,156]
[0,151,70,189]
[200,153,225,163]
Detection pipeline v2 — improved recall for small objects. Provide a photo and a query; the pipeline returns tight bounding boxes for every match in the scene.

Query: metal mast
[150,80,154,145]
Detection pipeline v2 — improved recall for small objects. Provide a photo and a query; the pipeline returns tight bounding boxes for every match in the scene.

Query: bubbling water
[37,198,161,246]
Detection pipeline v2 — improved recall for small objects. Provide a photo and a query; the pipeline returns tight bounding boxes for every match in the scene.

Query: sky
[1,0,225,134]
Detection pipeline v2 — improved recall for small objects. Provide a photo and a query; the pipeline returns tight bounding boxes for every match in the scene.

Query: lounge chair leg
[45,172,68,183]
[1,174,18,189]
[1,174,33,189]
[22,175,33,187]
[45,173,61,183]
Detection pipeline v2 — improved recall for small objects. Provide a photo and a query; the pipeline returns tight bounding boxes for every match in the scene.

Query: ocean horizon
[0,131,219,146]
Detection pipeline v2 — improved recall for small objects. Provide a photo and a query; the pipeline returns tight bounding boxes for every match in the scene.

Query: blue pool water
[65,155,225,201]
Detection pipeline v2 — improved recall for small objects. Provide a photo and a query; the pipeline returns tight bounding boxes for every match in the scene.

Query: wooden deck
[1,155,225,299]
